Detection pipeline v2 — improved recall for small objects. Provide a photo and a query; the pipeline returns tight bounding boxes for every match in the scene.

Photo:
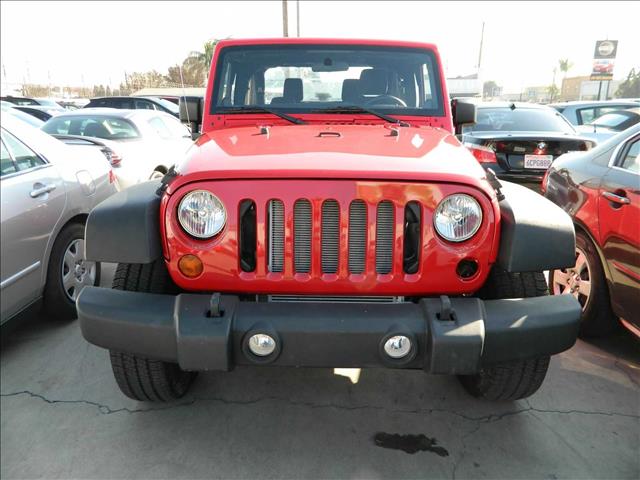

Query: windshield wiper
[313,105,410,127]
[216,106,306,125]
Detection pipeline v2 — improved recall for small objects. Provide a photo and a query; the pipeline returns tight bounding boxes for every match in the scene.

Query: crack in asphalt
[2,389,639,422]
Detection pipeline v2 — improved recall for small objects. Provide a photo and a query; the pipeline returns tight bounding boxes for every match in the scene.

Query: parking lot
[1,264,638,479]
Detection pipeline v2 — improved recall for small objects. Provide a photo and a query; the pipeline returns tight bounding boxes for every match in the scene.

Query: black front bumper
[77,287,580,374]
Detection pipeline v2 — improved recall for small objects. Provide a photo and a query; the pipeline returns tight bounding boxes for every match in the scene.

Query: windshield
[463,107,576,133]
[154,98,179,114]
[42,115,140,140]
[212,45,444,116]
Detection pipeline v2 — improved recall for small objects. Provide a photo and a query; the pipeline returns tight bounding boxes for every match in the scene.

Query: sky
[1,0,638,93]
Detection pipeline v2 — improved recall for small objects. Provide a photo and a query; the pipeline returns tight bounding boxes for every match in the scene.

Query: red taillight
[101,148,122,167]
[108,170,116,184]
[465,143,497,164]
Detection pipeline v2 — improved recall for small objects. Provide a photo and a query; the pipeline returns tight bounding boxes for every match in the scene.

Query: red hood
[168,124,494,197]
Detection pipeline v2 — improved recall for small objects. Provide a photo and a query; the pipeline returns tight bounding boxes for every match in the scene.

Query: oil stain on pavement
[373,432,450,456]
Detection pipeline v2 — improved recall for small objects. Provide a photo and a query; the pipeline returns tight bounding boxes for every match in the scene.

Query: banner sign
[591,40,617,80]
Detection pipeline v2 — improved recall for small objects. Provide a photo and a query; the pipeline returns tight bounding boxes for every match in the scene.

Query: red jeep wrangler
[78,39,581,402]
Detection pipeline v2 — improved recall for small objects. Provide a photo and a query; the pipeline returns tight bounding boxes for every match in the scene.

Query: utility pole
[282,0,289,37]
[477,21,485,74]
[296,0,300,37]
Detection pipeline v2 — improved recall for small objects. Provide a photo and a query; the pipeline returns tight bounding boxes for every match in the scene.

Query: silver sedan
[1,113,119,325]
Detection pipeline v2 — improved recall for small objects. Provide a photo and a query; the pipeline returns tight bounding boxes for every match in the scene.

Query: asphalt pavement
[1,264,638,479]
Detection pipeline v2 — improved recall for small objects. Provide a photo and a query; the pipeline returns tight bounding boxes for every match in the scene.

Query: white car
[42,109,194,189]
[1,113,119,325]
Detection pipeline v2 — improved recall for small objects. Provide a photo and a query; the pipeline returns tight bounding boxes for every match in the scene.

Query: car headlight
[178,190,226,238]
[433,194,482,242]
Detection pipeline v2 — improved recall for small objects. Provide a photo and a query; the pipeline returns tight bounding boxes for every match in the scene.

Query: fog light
[383,335,412,359]
[178,254,203,278]
[248,334,276,357]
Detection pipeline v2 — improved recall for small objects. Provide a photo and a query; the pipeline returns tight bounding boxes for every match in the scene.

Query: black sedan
[461,102,596,190]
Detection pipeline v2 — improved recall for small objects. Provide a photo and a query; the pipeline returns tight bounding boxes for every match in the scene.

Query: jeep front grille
[260,198,420,277]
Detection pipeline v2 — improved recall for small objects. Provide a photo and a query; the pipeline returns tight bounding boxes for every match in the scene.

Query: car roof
[472,102,551,110]
[49,108,164,119]
[89,96,161,102]
[549,100,640,107]
[216,37,439,51]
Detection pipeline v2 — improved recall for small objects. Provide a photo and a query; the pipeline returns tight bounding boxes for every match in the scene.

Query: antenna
[179,64,191,127]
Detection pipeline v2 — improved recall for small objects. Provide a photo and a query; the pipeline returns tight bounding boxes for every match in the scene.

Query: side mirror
[179,96,204,139]
[452,99,476,127]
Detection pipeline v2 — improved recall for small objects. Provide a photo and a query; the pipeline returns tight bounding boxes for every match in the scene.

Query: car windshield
[42,115,140,140]
[463,107,576,133]
[590,112,631,129]
[154,98,179,113]
[212,44,444,116]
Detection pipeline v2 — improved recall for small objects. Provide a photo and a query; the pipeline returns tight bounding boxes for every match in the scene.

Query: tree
[483,80,501,99]
[181,39,221,86]
[615,68,640,98]
[558,58,573,80]
[547,84,559,102]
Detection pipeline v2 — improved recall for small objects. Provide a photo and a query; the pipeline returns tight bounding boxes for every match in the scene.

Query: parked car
[576,108,640,143]
[12,105,61,122]
[42,109,193,188]
[543,124,639,338]
[0,113,119,326]
[1,102,45,128]
[549,100,639,126]
[135,94,180,105]
[77,38,580,404]
[1,96,66,112]
[461,102,596,190]
[84,96,180,117]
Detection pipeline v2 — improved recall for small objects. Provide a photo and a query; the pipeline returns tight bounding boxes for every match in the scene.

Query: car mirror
[452,100,477,128]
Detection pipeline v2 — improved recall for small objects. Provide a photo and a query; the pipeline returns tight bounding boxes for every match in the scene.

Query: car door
[598,133,640,328]
[0,128,65,323]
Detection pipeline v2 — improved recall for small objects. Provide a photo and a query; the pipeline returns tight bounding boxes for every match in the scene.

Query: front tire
[44,222,100,320]
[109,260,196,402]
[550,230,616,337]
[458,268,551,401]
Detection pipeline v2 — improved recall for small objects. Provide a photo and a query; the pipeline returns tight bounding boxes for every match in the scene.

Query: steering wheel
[365,95,407,107]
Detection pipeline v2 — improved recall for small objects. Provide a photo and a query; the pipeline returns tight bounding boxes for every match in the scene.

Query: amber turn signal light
[178,254,203,278]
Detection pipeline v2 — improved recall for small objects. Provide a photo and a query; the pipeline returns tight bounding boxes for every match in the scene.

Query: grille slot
[321,200,340,273]
[268,295,404,303]
[403,201,421,274]
[238,200,256,272]
[267,200,284,273]
[294,200,312,273]
[376,201,394,274]
[348,200,367,274]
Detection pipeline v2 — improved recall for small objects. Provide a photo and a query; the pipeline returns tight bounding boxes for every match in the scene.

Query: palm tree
[558,58,573,99]
[182,40,220,86]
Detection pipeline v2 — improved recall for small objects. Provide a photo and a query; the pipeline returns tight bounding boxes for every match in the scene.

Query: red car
[77,38,581,403]
[544,124,640,337]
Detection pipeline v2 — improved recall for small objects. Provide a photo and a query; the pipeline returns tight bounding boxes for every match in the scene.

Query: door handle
[30,183,57,198]
[602,191,630,205]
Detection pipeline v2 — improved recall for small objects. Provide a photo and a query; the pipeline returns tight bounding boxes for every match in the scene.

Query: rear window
[43,115,140,140]
[590,112,631,129]
[463,107,576,133]
[154,98,179,114]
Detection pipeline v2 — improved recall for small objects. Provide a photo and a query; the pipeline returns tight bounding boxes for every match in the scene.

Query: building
[523,86,552,104]
[560,76,622,101]
[446,74,482,98]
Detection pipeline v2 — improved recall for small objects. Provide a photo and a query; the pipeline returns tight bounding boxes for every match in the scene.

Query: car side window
[0,130,46,172]
[0,139,17,177]
[135,100,154,110]
[577,108,596,124]
[620,138,639,174]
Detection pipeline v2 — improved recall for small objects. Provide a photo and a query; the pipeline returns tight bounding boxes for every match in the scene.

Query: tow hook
[208,292,224,318]
[438,295,456,322]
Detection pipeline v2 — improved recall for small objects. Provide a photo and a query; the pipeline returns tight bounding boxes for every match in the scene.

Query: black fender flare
[497,182,575,272]
[85,181,163,264]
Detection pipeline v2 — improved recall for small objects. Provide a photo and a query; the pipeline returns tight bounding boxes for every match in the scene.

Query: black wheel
[44,222,100,320]
[550,230,616,337]
[109,260,196,402]
[458,268,551,401]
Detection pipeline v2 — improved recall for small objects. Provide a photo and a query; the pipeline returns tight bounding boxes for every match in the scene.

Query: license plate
[524,154,553,169]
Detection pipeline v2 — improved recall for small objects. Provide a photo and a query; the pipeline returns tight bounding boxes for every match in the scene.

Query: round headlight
[178,190,226,239]
[434,194,482,242]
